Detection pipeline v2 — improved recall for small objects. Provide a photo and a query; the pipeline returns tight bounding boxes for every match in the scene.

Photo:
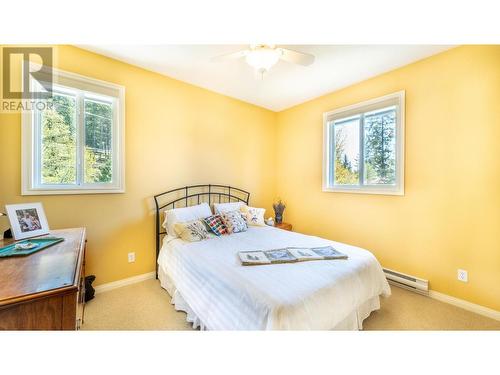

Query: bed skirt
[158,266,381,331]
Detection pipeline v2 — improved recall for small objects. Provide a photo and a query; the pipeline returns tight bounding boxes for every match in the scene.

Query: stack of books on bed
[239,246,348,266]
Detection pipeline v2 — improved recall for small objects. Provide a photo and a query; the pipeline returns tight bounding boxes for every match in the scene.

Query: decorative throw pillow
[240,206,266,226]
[221,210,248,234]
[163,202,212,237]
[203,215,228,236]
[174,220,209,242]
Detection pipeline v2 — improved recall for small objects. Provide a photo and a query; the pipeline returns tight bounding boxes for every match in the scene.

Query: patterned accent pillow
[174,220,209,242]
[240,206,266,226]
[221,210,248,234]
[203,215,228,236]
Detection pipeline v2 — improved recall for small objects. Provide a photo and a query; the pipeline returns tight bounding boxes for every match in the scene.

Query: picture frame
[5,202,50,240]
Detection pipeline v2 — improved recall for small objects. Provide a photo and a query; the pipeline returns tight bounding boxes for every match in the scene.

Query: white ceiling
[80,45,452,112]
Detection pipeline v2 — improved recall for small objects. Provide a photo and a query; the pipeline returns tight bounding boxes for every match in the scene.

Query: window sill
[22,187,125,196]
[322,186,404,196]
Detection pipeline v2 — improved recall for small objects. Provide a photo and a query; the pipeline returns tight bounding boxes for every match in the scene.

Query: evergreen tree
[341,154,352,170]
[84,99,113,183]
[41,101,76,183]
[364,111,396,184]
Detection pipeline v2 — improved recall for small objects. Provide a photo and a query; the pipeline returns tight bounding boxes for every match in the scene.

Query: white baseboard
[429,290,500,322]
[94,271,156,295]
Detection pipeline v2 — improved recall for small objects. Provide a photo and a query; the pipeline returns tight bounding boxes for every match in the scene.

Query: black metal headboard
[153,184,250,277]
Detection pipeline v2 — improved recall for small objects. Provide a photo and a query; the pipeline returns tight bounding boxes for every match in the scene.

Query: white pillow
[240,206,266,226]
[213,201,245,215]
[163,202,212,237]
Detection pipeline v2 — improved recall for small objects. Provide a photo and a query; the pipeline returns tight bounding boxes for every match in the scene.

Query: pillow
[203,215,228,236]
[221,210,248,234]
[163,202,212,237]
[214,201,245,215]
[240,206,266,226]
[174,220,209,242]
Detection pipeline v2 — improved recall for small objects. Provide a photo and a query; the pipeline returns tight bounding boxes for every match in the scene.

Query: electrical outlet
[457,269,468,282]
[128,252,136,263]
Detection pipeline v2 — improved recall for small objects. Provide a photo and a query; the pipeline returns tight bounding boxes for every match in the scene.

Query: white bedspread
[158,226,390,330]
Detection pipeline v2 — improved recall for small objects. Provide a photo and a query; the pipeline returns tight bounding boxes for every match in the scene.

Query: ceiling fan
[212,45,315,78]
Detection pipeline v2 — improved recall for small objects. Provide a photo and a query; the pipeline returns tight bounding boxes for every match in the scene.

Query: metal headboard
[153,184,250,278]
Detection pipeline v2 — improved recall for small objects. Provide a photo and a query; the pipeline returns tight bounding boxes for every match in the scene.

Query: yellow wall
[275,45,500,311]
[0,45,276,285]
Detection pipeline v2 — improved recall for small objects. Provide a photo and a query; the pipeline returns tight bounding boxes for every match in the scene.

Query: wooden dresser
[0,228,86,330]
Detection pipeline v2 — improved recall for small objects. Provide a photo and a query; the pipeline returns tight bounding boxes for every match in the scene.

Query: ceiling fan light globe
[245,48,281,73]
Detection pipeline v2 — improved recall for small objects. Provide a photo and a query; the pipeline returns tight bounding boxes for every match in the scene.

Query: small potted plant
[272,199,286,224]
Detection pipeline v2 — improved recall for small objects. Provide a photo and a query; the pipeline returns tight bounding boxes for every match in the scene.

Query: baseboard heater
[383,268,429,295]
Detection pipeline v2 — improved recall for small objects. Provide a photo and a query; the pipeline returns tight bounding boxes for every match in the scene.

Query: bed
[154,185,390,330]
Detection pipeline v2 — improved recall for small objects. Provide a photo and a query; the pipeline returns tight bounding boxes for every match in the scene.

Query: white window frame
[22,66,125,195]
[322,91,405,196]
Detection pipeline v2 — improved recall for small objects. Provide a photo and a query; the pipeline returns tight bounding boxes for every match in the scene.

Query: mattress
[158,225,391,330]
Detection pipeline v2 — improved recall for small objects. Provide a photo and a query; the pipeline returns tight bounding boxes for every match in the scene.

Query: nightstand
[274,222,292,231]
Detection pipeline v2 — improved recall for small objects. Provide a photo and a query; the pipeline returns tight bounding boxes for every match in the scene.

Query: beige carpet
[82,279,500,330]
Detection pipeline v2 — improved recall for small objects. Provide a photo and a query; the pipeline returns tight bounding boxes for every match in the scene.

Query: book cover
[264,248,298,263]
[311,246,348,260]
[287,247,324,261]
[238,251,271,265]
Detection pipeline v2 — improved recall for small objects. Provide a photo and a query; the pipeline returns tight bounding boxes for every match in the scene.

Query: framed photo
[5,202,50,240]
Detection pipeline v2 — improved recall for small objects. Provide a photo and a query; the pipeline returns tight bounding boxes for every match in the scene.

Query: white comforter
[158,226,390,330]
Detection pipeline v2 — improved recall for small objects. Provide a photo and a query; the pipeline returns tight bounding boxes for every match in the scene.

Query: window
[22,67,125,195]
[323,91,404,195]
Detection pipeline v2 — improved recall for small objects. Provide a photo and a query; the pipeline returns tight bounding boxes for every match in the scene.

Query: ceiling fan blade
[211,49,247,62]
[279,48,315,66]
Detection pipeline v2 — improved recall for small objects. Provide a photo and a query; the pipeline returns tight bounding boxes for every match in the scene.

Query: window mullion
[359,114,365,186]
